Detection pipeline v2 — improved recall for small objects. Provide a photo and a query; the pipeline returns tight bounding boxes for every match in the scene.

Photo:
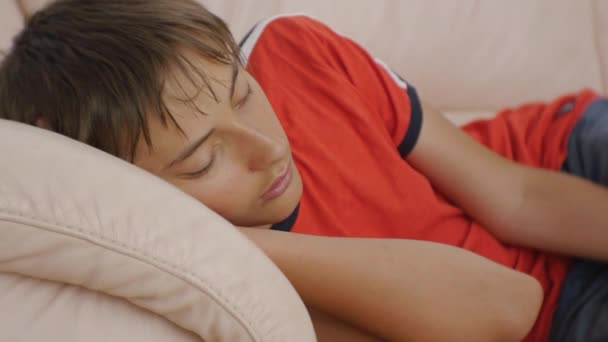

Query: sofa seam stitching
[0,209,261,342]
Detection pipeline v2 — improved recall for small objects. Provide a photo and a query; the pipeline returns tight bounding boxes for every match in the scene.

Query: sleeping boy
[1,1,607,341]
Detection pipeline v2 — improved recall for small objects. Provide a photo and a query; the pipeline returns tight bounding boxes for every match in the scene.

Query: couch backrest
[209,0,607,112]
[12,0,607,121]
[0,0,23,53]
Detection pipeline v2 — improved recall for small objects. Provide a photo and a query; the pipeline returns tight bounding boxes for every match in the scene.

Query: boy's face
[133,52,303,228]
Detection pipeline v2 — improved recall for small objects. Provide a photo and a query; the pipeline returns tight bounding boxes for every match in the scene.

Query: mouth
[260,159,293,202]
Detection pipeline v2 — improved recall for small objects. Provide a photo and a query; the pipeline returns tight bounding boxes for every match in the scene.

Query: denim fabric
[550,99,608,342]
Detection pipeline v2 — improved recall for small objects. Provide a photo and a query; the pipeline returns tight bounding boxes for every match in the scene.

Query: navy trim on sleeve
[271,204,300,232]
[398,85,423,157]
[239,23,258,48]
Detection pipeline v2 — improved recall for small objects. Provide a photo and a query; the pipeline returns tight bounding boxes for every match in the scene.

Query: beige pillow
[0,120,315,342]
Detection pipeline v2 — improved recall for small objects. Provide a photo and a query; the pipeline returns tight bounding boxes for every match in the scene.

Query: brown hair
[0,0,240,160]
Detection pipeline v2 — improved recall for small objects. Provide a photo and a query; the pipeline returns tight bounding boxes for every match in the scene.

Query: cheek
[250,92,289,142]
[178,171,254,218]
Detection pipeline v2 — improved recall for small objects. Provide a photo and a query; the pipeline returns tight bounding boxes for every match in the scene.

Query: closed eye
[183,153,215,179]
[236,83,252,109]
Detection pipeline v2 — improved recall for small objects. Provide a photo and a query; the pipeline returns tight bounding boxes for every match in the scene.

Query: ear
[35,117,50,130]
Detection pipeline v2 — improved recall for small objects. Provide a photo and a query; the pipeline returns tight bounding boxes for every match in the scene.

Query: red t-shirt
[241,15,599,341]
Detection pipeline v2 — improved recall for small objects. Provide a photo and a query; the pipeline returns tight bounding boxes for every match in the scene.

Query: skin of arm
[307,306,381,342]
[240,228,543,342]
[408,103,608,262]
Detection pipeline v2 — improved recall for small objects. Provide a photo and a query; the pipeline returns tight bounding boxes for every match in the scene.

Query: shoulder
[239,15,344,64]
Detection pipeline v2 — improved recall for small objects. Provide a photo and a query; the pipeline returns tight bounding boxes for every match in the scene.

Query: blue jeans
[550,99,608,341]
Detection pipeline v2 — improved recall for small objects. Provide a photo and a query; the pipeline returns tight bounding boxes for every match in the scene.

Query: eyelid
[236,83,252,108]
[182,153,215,179]
[180,143,218,178]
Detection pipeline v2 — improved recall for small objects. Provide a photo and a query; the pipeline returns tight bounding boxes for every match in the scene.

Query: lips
[260,160,293,202]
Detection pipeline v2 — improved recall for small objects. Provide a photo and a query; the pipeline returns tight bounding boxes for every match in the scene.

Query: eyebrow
[166,128,215,169]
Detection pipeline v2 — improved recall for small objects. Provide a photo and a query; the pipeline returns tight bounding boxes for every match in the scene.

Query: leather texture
[0,120,315,342]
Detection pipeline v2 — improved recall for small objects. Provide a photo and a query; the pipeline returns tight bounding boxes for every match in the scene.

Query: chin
[229,207,290,228]
[275,183,303,223]
[256,192,302,227]
[232,175,303,228]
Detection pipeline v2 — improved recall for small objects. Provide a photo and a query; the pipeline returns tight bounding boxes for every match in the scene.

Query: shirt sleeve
[246,16,424,157]
[282,16,423,157]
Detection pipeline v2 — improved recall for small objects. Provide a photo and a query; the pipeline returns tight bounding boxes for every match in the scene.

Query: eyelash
[185,153,216,178]
[236,84,253,108]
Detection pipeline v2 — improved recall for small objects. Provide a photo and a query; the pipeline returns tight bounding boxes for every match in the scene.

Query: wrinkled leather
[0,121,315,342]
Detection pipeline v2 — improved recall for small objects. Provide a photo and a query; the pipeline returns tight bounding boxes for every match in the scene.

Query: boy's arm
[408,103,608,261]
[241,228,542,342]
[307,307,381,342]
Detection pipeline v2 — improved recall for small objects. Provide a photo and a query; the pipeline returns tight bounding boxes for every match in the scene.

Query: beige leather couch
[1,1,606,341]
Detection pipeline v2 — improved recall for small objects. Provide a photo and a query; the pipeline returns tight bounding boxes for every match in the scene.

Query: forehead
[132,107,206,173]
[133,52,238,170]
[163,48,237,105]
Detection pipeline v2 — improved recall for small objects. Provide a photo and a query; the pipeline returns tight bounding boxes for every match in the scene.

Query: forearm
[409,104,608,261]
[307,307,381,342]
[408,105,526,242]
[241,229,542,341]
[515,167,608,260]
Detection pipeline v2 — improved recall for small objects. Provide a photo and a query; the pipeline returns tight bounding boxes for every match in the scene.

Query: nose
[229,122,286,172]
